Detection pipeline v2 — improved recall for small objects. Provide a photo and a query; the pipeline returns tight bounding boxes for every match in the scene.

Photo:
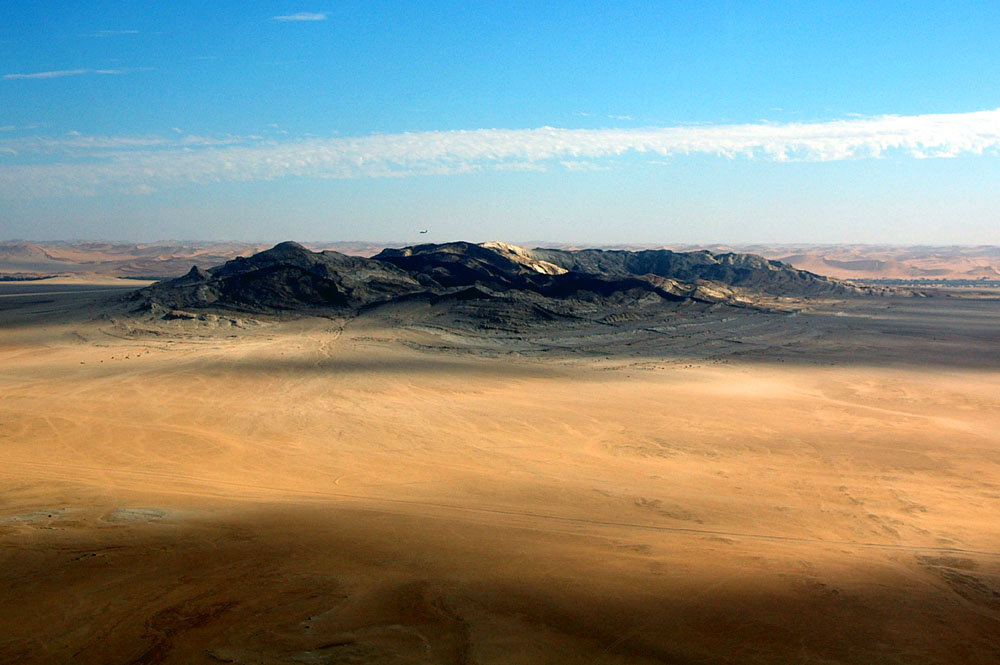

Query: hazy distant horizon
[4,237,1000,252]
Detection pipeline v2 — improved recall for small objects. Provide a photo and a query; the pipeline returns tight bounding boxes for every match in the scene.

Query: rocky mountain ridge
[135,240,864,316]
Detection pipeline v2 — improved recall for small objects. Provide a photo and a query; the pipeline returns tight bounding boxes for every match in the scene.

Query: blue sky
[2,1,999,243]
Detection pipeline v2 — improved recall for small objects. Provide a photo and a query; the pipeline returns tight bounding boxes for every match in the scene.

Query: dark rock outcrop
[136,240,862,315]
[136,241,421,313]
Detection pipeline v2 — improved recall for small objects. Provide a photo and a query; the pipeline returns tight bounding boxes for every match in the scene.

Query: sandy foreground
[2,285,1000,664]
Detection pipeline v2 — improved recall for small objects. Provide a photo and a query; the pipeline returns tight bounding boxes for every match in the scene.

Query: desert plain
[2,269,1000,664]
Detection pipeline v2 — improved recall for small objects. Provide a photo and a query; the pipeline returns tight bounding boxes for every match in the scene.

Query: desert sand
[2,282,1000,664]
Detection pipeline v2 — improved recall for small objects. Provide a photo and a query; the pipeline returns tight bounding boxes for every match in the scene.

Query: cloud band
[271,12,327,21]
[2,109,1000,197]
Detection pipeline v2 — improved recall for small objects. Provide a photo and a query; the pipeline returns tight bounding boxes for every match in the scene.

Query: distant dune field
[733,244,1000,281]
[1,278,999,664]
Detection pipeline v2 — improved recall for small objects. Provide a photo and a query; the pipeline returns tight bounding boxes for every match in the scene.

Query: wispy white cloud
[83,30,139,38]
[1,132,249,154]
[560,160,607,172]
[3,69,91,80]
[575,112,634,121]
[272,12,327,21]
[0,123,45,135]
[3,67,150,80]
[2,109,1000,198]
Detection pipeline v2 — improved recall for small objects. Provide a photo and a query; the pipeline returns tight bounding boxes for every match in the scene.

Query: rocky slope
[525,247,851,296]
